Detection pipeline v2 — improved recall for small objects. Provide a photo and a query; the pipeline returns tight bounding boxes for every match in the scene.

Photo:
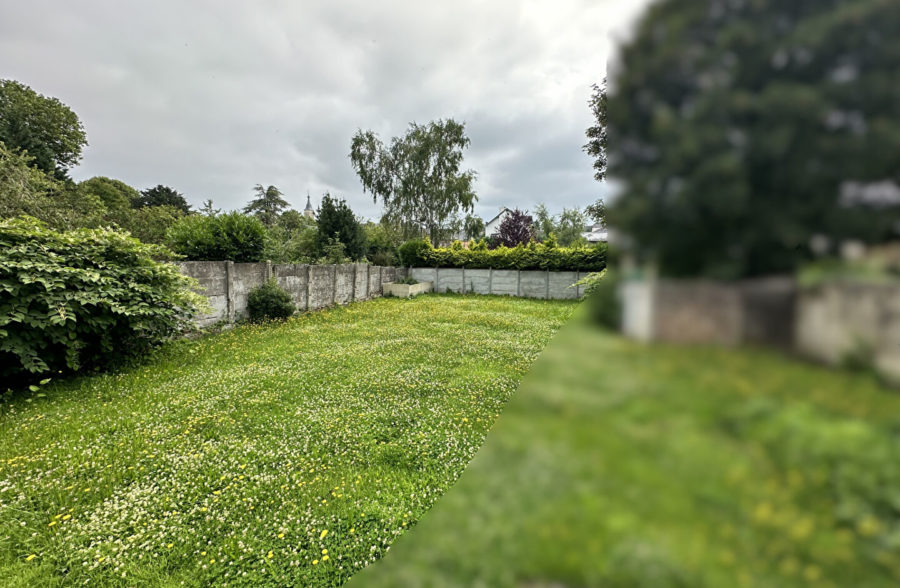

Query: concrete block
[353,264,369,301]
[273,263,309,311]
[232,263,267,319]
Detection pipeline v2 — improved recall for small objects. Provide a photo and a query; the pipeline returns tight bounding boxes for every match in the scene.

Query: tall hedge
[166,212,266,262]
[398,238,606,272]
[0,217,206,381]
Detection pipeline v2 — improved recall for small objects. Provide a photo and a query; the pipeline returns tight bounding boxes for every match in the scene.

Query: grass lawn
[0,295,576,587]
[351,313,900,588]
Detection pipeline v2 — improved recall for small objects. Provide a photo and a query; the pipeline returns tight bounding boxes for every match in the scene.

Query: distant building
[483,207,513,237]
[304,193,315,219]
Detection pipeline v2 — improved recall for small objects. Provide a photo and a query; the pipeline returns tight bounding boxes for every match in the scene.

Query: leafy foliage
[579,269,621,329]
[364,222,402,266]
[463,214,485,240]
[247,279,295,322]
[78,176,141,211]
[0,143,105,230]
[136,185,191,213]
[0,217,204,381]
[398,238,606,271]
[583,80,607,182]
[606,0,900,278]
[315,193,365,260]
[0,79,87,178]
[244,184,289,227]
[107,205,185,245]
[350,119,477,243]
[493,208,534,247]
[166,212,266,262]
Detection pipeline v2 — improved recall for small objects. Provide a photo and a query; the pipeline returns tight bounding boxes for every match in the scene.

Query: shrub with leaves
[398,238,606,272]
[0,217,206,382]
[247,279,295,322]
[166,211,266,262]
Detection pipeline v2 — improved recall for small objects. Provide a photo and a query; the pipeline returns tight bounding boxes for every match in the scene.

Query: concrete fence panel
[519,270,548,299]
[334,264,355,305]
[410,268,438,285]
[308,265,335,310]
[437,268,464,293]
[490,270,519,296]
[353,264,369,301]
[273,264,309,311]
[178,261,229,327]
[464,269,491,294]
[232,263,267,319]
[549,271,580,300]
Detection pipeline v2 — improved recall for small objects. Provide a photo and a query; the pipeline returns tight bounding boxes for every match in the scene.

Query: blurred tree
[556,207,587,247]
[585,199,607,228]
[494,209,534,247]
[533,203,556,241]
[350,119,477,243]
[315,193,365,260]
[0,79,87,179]
[137,185,191,213]
[606,0,900,278]
[463,214,485,241]
[243,184,288,227]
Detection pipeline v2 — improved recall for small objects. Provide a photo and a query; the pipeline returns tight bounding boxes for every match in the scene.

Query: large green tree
[315,193,365,261]
[605,0,900,278]
[137,185,191,213]
[78,176,141,212]
[0,79,87,178]
[243,184,289,227]
[350,119,477,243]
[584,80,607,182]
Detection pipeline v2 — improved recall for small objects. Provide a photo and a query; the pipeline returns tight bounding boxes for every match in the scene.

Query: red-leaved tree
[493,209,534,247]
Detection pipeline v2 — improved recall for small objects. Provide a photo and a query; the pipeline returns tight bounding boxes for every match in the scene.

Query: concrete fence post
[516,270,521,297]
[305,265,312,312]
[265,260,272,281]
[365,264,371,299]
[546,270,551,299]
[462,267,466,294]
[489,267,493,295]
[225,261,235,324]
[332,265,337,306]
[435,267,440,294]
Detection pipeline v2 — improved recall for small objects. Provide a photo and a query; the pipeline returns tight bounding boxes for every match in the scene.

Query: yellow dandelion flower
[313,559,319,565]
[322,555,329,561]
[321,549,328,555]
[25,554,36,562]
[267,551,273,559]
[320,529,328,539]
[48,521,56,527]
[62,514,71,521]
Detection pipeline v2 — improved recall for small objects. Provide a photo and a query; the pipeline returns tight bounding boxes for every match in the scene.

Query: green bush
[0,217,206,382]
[579,269,621,329]
[247,279,295,322]
[166,212,266,262]
[398,238,606,272]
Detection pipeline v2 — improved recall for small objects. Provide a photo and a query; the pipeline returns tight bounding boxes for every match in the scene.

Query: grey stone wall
[177,263,585,327]
[620,277,796,348]
[178,262,397,325]
[408,267,582,299]
[796,281,900,383]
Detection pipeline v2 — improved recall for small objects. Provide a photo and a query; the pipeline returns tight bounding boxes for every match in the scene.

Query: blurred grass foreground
[352,311,900,587]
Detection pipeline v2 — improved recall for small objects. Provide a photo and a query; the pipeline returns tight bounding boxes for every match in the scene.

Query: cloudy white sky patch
[0,0,647,220]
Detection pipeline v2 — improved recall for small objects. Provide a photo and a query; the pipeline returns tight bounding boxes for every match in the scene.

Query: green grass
[0,295,577,587]
[351,313,900,588]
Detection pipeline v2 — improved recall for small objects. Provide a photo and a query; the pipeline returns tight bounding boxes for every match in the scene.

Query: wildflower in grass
[25,554,36,562]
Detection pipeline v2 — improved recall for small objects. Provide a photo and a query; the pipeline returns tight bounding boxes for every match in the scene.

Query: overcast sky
[0,0,648,221]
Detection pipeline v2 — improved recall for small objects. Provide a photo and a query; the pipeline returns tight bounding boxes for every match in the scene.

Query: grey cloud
[0,0,646,220]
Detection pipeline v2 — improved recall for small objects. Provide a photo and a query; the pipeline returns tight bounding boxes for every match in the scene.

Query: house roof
[485,207,512,226]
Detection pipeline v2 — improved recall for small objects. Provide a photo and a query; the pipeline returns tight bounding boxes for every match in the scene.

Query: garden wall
[408,267,586,299]
[177,262,404,327]
[795,281,900,383]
